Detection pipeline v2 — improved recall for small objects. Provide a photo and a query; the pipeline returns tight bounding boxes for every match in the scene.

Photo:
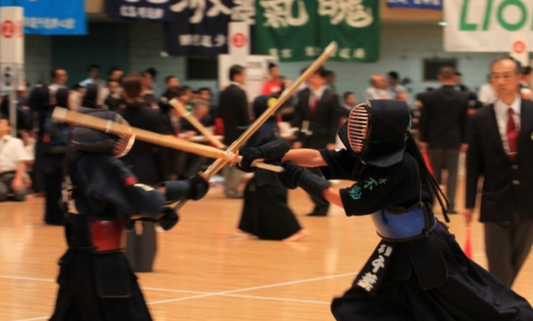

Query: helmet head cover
[72,108,135,158]
[339,100,411,167]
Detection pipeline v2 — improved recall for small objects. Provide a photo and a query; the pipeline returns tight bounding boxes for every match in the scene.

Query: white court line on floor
[6,271,356,321]
[147,271,358,305]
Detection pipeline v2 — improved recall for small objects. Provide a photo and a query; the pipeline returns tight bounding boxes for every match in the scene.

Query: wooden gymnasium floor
[1,167,532,321]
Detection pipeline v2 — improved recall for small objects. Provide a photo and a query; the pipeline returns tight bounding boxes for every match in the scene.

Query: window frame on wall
[422,58,458,81]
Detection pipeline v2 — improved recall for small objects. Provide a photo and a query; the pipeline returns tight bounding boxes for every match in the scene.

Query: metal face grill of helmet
[347,103,370,153]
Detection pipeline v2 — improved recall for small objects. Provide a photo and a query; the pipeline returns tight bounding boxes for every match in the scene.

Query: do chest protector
[371,202,436,242]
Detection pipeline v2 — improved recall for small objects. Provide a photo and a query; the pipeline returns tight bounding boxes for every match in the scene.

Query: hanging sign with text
[444,0,533,52]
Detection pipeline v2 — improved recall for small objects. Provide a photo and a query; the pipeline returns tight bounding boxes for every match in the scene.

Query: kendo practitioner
[237,95,307,242]
[49,108,209,321]
[120,74,168,272]
[239,99,533,320]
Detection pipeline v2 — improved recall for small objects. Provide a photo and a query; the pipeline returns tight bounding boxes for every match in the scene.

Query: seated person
[0,116,31,201]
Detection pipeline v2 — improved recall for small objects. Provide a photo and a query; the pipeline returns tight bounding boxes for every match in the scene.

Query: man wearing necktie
[292,67,340,216]
[465,56,533,287]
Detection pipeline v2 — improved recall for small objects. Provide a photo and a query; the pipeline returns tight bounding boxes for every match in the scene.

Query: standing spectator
[15,81,32,130]
[292,66,339,216]
[418,66,469,214]
[325,70,336,91]
[144,67,159,97]
[177,99,212,178]
[364,74,391,100]
[161,76,179,100]
[42,88,70,225]
[49,68,68,94]
[219,65,250,198]
[478,74,498,106]
[386,71,408,101]
[465,56,533,287]
[107,67,124,82]
[120,73,168,272]
[339,91,356,123]
[261,63,284,95]
[103,80,123,111]
[198,87,212,102]
[79,64,106,87]
[0,116,30,201]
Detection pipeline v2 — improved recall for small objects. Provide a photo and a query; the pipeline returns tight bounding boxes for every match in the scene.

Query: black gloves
[187,174,209,200]
[160,173,209,203]
[158,207,179,231]
[239,139,291,172]
[278,161,330,203]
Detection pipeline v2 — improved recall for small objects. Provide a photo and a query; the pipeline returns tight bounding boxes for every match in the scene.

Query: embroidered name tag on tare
[355,240,395,296]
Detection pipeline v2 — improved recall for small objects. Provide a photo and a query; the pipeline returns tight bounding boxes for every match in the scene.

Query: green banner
[254,0,380,63]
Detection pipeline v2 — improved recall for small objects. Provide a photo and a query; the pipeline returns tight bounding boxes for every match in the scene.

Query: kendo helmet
[72,108,135,158]
[339,99,411,167]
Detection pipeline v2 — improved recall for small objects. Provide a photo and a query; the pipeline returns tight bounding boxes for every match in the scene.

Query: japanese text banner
[106,0,176,22]
[0,0,86,35]
[163,0,235,55]
[255,0,379,63]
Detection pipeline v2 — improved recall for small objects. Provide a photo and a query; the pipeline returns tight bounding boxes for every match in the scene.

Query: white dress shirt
[494,96,521,155]
[308,85,327,107]
[0,135,31,173]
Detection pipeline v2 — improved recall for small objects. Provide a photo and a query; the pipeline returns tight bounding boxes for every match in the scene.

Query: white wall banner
[444,0,533,52]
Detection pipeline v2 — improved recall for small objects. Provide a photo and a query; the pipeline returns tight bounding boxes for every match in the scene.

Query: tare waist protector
[370,202,436,242]
[90,218,124,253]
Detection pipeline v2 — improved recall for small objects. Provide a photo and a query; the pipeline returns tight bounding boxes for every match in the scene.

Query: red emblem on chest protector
[124,177,136,186]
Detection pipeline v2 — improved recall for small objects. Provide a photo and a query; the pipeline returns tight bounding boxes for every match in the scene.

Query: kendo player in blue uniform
[49,109,209,321]
[239,100,533,320]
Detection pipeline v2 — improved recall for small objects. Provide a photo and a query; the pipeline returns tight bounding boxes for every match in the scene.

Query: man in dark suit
[293,66,340,216]
[218,65,250,198]
[465,56,533,287]
[418,66,469,214]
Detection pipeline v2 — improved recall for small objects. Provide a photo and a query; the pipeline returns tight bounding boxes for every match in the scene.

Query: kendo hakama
[238,96,303,240]
[319,149,533,321]
[50,153,162,321]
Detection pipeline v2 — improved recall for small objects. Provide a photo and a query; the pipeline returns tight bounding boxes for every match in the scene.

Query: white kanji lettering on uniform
[378,244,387,254]
[356,272,378,292]
[384,246,393,257]
[371,255,385,273]
[259,0,309,28]
[232,0,255,24]
[318,0,373,28]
